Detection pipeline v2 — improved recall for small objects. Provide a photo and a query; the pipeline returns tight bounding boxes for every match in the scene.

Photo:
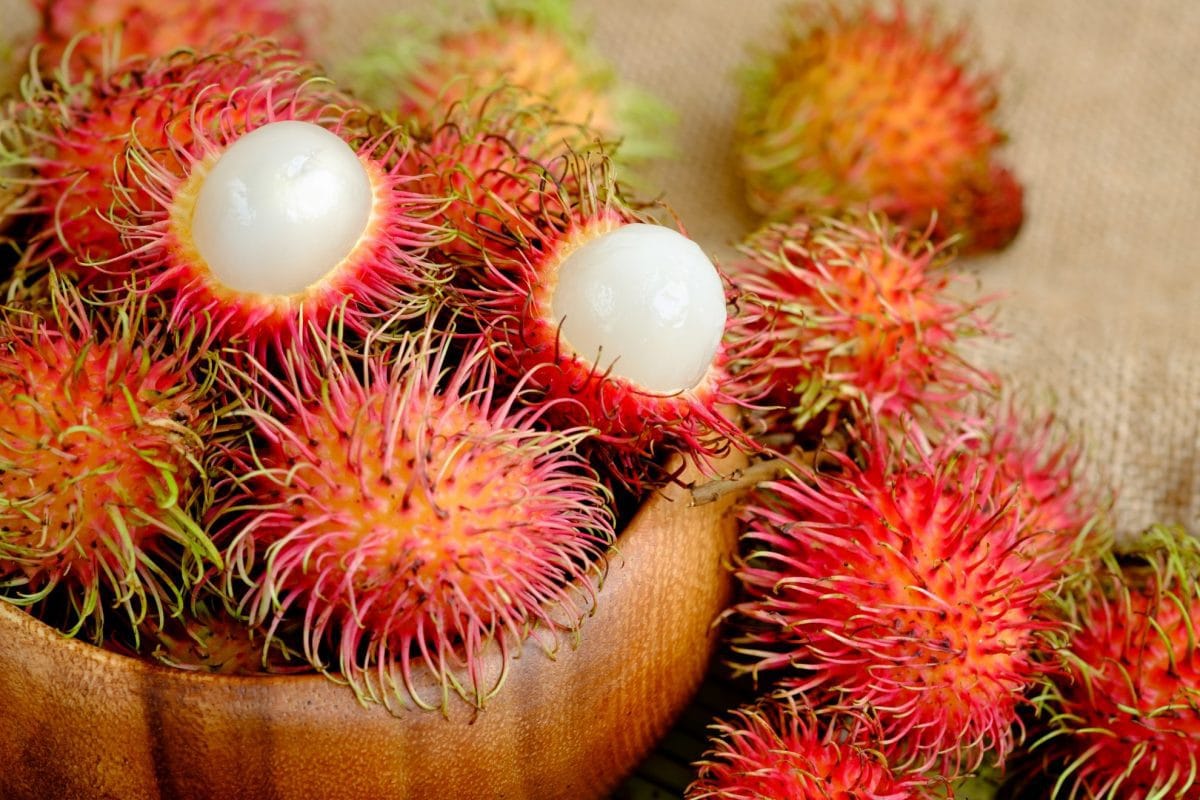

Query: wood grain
[0,454,745,800]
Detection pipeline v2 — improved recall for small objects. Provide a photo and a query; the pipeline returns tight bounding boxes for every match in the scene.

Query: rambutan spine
[211,324,616,711]
[728,421,1067,776]
[0,272,222,641]
[1031,524,1200,800]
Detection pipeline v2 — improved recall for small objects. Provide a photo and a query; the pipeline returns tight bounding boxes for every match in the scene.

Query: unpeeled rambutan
[347,0,672,165]
[736,0,1024,253]
[213,327,616,711]
[730,423,1065,776]
[0,274,220,641]
[1033,524,1200,800]
[728,215,994,433]
[963,403,1109,575]
[687,698,942,800]
[31,0,312,77]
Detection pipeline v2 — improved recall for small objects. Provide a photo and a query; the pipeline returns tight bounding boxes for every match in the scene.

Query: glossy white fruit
[190,120,373,296]
[551,223,727,394]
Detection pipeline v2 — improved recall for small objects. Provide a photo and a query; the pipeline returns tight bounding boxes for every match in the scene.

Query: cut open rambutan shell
[0,273,221,642]
[736,0,1024,253]
[728,214,996,435]
[4,37,449,362]
[6,36,327,274]
[729,421,1067,776]
[687,698,944,800]
[1031,524,1200,800]
[211,326,617,711]
[426,146,762,488]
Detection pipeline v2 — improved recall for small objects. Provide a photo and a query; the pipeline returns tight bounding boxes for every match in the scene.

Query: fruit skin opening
[550,222,728,396]
[189,119,375,297]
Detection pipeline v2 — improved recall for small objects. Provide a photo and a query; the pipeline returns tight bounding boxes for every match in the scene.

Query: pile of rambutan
[1,2,1195,798]
[0,0,759,724]
[679,2,1197,799]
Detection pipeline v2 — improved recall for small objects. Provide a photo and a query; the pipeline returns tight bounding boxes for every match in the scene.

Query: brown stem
[689,451,817,507]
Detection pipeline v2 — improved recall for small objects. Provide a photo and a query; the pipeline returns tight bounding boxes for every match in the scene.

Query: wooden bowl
[0,454,746,800]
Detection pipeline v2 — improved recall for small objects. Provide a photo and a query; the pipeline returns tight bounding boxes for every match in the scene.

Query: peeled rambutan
[7,37,328,274]
[347,0,672,165]
[1033,524,1200,800]
[436,146,758,486]
[0,274,221,641]
[727,215,994,433]
[736,0,1024,253]
[10,36,450,358]
[730,422,1065,776]
[31,0,313,76]
[687,698,942,800]
[213,327,616,711]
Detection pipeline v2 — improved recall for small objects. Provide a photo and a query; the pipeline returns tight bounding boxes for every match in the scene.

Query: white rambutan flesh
[190,120,374,296]
[550,223,727,394]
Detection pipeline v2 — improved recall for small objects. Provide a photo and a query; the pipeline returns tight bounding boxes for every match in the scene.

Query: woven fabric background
[2,0,1197,796]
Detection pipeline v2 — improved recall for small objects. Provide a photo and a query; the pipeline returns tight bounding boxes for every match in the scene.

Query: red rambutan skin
[8,37,325,275]
[419,138,761,486]
[1036,525,1200,800]
[730,424,1066,776]
[0,276,219,640]
[31,0,312,75]
[962,404,1109,575]
[728,215,995,433]
[213,330,615,711]
[451,148,758,489]
[687,699,942,800]
[46,39,450,360]
[736,0,1024,253]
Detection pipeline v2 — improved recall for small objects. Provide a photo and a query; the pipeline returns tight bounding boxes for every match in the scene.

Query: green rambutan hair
[0,272,222,642]
[211,322,616,711]
[1031,524,1200,800]
[729,420,1068,776]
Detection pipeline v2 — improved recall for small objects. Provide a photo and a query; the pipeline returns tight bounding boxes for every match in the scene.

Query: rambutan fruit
[31,0,313,77]
[687,698,943,800]
[963,403,1110,576]
[437,147,758,487]
[6,37,329,274]
[727,215,994,434]
[1032,524,1200,800]
[112,595,305,675]
[736,0,1024,253]
[9,37,450,357]
[408,88,585,263]
[0,274,221,642]
[729,423,1066,776]
[213,327,616,711]
[347,0,672,166]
